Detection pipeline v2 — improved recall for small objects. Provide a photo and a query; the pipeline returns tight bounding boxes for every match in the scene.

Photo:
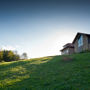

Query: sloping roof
[60,43,74,51]
[63,43,73,48]
[72,32,90,44]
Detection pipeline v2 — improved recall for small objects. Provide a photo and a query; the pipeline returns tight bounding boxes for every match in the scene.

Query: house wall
[87,36,90,50]
[88,44,90,50]
[74,34,89,53]
[69,48,74,54]
[61,48,69,55]
[74,38,78,53]
[61,48,74,55]
[83,35,88,51]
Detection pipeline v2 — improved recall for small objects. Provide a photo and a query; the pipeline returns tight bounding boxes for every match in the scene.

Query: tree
[21,52,28,59]
[2,50,20,62]
[3,50,14,62]
[0,51,3,62]
[0,50,21,62]
[13,54,20,61]
[13,50,20,61]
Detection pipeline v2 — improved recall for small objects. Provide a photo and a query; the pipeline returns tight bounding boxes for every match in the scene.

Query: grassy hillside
[0,53,90,90]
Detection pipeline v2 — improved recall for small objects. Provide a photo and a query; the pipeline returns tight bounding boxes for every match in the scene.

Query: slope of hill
[0,52,90,90]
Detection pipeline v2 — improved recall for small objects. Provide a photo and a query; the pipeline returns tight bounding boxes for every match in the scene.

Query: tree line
[0,50,28,62]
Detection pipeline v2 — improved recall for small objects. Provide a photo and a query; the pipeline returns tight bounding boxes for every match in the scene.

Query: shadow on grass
[0,54,90,90]
[0,56,64,89]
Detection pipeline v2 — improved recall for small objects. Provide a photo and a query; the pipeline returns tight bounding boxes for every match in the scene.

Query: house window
[66,49,69,53]
[78,35,83,47]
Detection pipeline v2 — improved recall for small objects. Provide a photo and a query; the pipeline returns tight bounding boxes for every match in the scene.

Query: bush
[0,51,3,62]
[0,50,20,62]
[80,50,90,53]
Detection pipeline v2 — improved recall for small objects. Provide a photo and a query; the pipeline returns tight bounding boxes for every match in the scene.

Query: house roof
[63,43,73,48]
[72,32,90,44]
[60,46,74,51]
[60,43,74,51]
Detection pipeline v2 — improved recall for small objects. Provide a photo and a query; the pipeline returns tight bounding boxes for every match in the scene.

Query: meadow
[0,52,90,90]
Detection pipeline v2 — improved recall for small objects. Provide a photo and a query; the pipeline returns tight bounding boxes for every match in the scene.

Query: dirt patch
[62,56,74,62]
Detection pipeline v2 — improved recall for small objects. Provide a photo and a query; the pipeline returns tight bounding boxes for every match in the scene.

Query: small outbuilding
[60,43,74,55]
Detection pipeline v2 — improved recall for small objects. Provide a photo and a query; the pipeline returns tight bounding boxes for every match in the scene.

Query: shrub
[0,51,3,62]
[0,50,20,62]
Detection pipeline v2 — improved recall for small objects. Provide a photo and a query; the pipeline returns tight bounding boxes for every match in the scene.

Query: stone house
[61,32,90,55]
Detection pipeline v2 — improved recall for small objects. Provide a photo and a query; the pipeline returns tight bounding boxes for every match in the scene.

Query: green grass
[0,53,90,90]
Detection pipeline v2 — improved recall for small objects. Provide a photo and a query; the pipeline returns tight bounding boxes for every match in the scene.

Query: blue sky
[0,0,90,58]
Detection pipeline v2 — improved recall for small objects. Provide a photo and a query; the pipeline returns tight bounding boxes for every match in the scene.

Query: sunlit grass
[0,52,90,89]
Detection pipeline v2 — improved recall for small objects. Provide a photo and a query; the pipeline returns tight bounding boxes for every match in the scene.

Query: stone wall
[69,48,74,54]
[88,44,90,50]
[74,34,89,53]
[74,38,78,53]
[61,48,69,55]
[61,47,74,55]
[83,35,88,51]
